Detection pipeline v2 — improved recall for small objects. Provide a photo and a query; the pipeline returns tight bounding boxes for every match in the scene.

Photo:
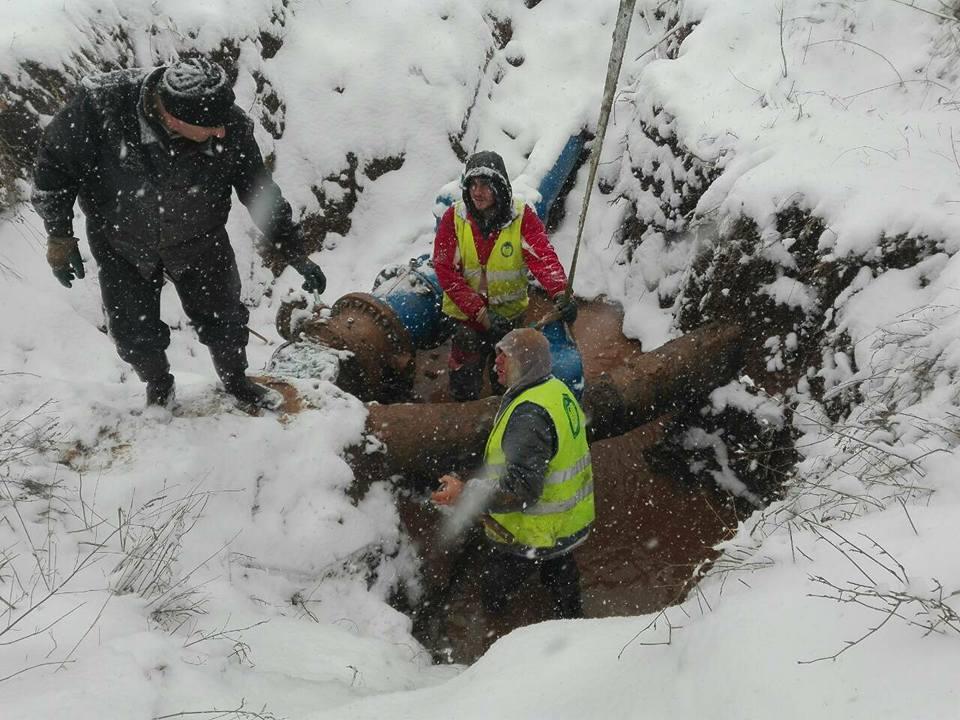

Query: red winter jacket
[433,203,567,325]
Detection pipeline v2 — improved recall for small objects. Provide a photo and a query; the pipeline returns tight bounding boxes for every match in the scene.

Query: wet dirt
[394,297,739,664]
[269,294,743,664]
[409,291,643,404]
[400,414,737,664]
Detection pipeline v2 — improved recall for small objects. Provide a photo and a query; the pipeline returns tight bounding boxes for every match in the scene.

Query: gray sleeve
[486,402,557,514]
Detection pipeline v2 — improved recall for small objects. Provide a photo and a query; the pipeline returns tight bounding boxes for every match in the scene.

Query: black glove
[553,294,578,324]
[46,236,85,288]
[487,311,514,338]
[292,258,327,294]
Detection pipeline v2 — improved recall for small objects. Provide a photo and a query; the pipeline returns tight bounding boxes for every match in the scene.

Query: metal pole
[565,0,637,298]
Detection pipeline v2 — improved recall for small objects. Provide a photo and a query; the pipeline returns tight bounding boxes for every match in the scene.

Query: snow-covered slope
[2,1,960,718]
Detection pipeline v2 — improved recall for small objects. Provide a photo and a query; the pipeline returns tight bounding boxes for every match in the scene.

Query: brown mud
[399,414,737,663]
[269,294,744,664]
[388,297,740,663]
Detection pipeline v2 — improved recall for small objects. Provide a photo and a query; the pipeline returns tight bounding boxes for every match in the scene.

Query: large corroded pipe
[359,321,743,483]
[277,292,417,403]
[582,320,745,440]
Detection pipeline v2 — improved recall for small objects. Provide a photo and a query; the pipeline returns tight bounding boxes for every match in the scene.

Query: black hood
[461,150,514,231]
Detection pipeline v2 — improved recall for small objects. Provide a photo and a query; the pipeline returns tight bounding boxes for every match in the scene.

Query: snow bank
[3,0,960,718]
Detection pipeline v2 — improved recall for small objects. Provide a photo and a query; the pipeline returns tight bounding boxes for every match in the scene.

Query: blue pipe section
[372,255,446,349]
[541,320,585,399]
[534,133,587,221]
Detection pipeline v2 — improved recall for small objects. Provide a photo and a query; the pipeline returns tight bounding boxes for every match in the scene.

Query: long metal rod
[565,0,637,298]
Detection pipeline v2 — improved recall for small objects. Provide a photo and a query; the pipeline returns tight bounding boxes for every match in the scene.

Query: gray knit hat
[159,58,234,127]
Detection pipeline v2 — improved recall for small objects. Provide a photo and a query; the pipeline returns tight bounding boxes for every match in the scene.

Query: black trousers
[479,547,584,620]
[91,238,250,382]
[447,314,523,401]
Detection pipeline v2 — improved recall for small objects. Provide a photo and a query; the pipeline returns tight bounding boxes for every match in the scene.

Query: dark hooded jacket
[31,67,305,278]
[461,150,514,235]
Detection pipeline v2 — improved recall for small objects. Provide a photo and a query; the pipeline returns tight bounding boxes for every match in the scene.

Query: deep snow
[2,1,960,718]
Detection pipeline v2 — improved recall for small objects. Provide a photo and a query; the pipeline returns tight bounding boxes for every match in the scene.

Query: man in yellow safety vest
[432,151,577,400]
[432,328,594,619]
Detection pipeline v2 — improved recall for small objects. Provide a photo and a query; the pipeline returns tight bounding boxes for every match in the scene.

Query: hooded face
[494,346,510,386]
[468,178,496,212]
[496,328,553,389]
[461,151,513,229]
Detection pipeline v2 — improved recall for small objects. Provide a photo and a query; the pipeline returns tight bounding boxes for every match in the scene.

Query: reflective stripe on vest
[484,377,595,550]
[441,199,529,321]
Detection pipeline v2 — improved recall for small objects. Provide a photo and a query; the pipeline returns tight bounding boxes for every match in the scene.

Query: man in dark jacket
[432,150,577,401]
[31,58,326,410]
[432,328,594,619]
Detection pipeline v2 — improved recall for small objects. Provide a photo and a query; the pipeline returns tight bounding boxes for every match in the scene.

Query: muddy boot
[209,344,282,411]
[222,375,283,411]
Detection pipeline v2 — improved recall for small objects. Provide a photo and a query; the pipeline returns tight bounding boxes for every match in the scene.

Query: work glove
[487,311,514,338]
[46,236,85,288]
[553,294,578,324]
[292,257,327,294]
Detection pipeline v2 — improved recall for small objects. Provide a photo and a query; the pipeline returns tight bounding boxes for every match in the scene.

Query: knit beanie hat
[159,58,234,127]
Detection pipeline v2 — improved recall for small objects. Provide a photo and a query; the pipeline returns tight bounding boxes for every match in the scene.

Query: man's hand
[431,473,465,506]
[292,258,327,294]
[46,236,85,288]
[553,293,578,324]
[475,305,492,331]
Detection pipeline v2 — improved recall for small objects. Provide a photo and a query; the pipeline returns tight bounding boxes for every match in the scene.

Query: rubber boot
[129,352,176,408]
[210,345,282,411]
[145,374,176,408]
[222,375,283,411]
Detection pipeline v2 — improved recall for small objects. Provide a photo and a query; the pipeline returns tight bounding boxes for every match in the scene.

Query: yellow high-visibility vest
[482,377,594,550]
[441,199,529,321]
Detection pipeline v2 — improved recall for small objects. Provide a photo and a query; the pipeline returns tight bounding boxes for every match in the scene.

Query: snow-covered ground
[2,1,960,718]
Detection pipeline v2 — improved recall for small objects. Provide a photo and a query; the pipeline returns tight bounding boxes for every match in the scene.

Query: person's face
[157,98,226,143]
[494,348,509,386]
[469,178,496,212]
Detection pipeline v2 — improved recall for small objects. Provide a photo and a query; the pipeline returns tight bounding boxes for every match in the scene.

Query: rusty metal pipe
[277,292,417,403]
[582,321,745,440]
[358,321,743,482]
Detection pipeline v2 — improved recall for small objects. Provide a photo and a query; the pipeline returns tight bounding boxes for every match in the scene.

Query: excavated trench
[279,292,747,664]
[399,418,738,663]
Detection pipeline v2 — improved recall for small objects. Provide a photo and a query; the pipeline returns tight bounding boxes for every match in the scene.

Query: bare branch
[883,0,959,22]
[779,3,789,79]
[0,659,75,683]
[806,38,904,86]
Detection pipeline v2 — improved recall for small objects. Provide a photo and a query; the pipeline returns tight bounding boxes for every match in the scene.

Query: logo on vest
[500,242,515,257]
[562,395,581,437]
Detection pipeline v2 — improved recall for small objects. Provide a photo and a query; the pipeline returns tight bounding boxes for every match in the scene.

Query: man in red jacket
[432,151,577,400]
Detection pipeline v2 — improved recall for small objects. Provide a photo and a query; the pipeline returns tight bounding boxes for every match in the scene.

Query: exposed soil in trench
[389,296,739,663]
[408,292,642,404]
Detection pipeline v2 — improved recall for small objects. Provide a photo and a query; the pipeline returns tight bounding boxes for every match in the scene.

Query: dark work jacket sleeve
[31,90,100,237]
[487,401,558,514]
[231,118,306,263]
